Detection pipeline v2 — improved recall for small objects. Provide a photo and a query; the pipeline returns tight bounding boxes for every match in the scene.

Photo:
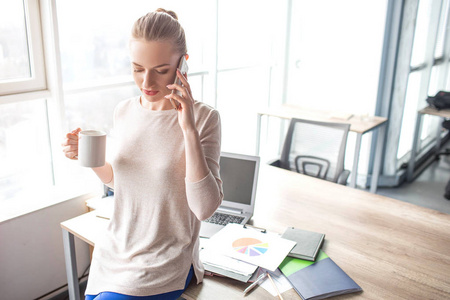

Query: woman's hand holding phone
[165,55,196,132]
[165,68,196,132]
[168,55,189,110]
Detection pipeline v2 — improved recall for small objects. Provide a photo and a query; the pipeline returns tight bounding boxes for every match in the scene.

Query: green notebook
[281,227,325,261]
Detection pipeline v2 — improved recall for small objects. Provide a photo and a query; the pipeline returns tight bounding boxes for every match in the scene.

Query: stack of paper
[200,224,297,282]
[200,224,363,300]
[200,248,258,282]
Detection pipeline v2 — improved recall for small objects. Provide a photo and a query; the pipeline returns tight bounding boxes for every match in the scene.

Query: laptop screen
[219,156,257,205]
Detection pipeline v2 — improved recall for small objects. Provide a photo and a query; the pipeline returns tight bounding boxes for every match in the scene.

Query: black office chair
[270,118,351,185]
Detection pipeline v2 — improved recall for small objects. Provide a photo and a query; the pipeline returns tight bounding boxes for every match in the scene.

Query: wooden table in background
[256,105,388,193]
[62,164,450,300]
[407,106,450,181]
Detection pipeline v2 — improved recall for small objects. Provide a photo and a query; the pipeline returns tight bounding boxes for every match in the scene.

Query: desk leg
[435,117,443,151]
[407,113,422,182]
[62,228,81,300]
[256,113,262,155]
[350,133,363,188]
[369,124,386,193]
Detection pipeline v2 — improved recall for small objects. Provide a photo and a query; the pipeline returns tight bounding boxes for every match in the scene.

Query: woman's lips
[143,89,159,96]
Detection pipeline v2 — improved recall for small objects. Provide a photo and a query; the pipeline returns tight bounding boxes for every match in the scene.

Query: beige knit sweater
[85,96,223,296]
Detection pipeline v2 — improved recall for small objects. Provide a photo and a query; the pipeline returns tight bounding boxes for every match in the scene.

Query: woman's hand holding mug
[62,128,106,168]
[62,128,81,160]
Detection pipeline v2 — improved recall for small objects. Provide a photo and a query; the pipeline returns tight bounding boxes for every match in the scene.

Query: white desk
[256,105,388,193]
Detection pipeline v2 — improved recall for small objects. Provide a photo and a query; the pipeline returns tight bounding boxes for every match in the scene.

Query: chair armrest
[337,170,350,185]
[267,159,281,167]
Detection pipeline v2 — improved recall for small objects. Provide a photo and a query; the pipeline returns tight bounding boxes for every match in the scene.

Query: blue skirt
[85,265,194,300]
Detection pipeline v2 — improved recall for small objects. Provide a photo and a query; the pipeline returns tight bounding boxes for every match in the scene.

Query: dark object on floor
[436,147,450,159]
[443,119,450,130]
[445,180,450,200]
[427,91,450,110]
[437,119,450,200]
[436,120,450,160]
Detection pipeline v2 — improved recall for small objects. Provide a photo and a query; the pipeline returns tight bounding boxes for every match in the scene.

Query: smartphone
[170,55,189,110]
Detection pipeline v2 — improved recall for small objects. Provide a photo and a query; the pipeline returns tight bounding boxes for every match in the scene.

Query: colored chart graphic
[232,238,269,257]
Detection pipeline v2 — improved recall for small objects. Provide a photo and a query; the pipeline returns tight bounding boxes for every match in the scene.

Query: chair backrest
[279,118,350,183]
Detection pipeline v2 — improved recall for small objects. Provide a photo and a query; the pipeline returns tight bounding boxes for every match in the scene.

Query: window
[398,71,422,159]
[217,0,286,155]
[0,99,53,202]
[56,0,215,130]
[49,1,218,201]
[286,0,387,116]
[0,0,51,210]
[56,0,283,157]
[396,0,450,162]
[0,0,46,96]
[283,0,388,175]
[0,0,396,211]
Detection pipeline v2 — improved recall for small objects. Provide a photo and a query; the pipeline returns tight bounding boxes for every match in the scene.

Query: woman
[62,9,223,300]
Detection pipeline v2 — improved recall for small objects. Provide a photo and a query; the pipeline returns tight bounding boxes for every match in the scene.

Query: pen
[243,272,267,296]
[267,272,284,300]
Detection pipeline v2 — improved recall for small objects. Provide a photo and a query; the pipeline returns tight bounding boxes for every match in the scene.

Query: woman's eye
[133,69,144,73]
[155,70,169,75]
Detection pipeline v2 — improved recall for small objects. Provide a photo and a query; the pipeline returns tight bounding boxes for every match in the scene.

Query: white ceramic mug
[78,130,106,168]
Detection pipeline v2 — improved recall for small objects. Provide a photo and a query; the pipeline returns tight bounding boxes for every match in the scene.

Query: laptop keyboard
[204,212,245,226]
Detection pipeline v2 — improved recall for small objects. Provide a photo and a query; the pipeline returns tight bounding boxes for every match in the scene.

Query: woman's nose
[142,71,154,87]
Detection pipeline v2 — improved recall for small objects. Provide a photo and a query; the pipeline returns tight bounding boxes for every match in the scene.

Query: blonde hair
[131,8,187,55]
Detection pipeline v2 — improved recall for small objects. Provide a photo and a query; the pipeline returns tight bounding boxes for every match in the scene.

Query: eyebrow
[132,62,170,68]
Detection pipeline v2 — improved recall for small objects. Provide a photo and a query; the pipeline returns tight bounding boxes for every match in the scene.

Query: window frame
[0,0,46,97]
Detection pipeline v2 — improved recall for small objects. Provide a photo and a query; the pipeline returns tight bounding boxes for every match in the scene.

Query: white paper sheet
[200,248,258,275]
[205,224,296,272]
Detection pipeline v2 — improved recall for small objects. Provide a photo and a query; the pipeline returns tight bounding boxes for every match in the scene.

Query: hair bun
[155,8,178,20]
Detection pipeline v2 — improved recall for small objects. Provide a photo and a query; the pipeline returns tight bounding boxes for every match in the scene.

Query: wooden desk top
[184,165,450,299]
[61,165,450,299]
[419,106,450,118]
[61,210,106,246]
[258,105,387,134]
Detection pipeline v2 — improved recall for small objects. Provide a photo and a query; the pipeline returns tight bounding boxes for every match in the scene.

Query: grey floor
[374,145,450,214]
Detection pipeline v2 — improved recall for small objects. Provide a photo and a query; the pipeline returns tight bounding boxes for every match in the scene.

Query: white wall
[0,196,91,300]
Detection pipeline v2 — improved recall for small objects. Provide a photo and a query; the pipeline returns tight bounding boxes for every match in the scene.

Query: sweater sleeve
[185,108,223,221]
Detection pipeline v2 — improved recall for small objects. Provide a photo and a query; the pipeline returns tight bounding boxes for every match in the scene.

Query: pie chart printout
[232,237,269,257]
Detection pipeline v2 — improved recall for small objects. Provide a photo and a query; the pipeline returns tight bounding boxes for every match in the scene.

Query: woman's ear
[185,53,189,61]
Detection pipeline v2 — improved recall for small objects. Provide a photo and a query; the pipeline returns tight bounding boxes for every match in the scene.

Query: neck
[140,96,173,111]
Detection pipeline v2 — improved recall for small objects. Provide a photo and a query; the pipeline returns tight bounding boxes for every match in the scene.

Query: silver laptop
[199,152,260,238]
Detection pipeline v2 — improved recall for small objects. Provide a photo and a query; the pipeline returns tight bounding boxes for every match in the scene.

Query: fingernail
[164,95,170,98]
